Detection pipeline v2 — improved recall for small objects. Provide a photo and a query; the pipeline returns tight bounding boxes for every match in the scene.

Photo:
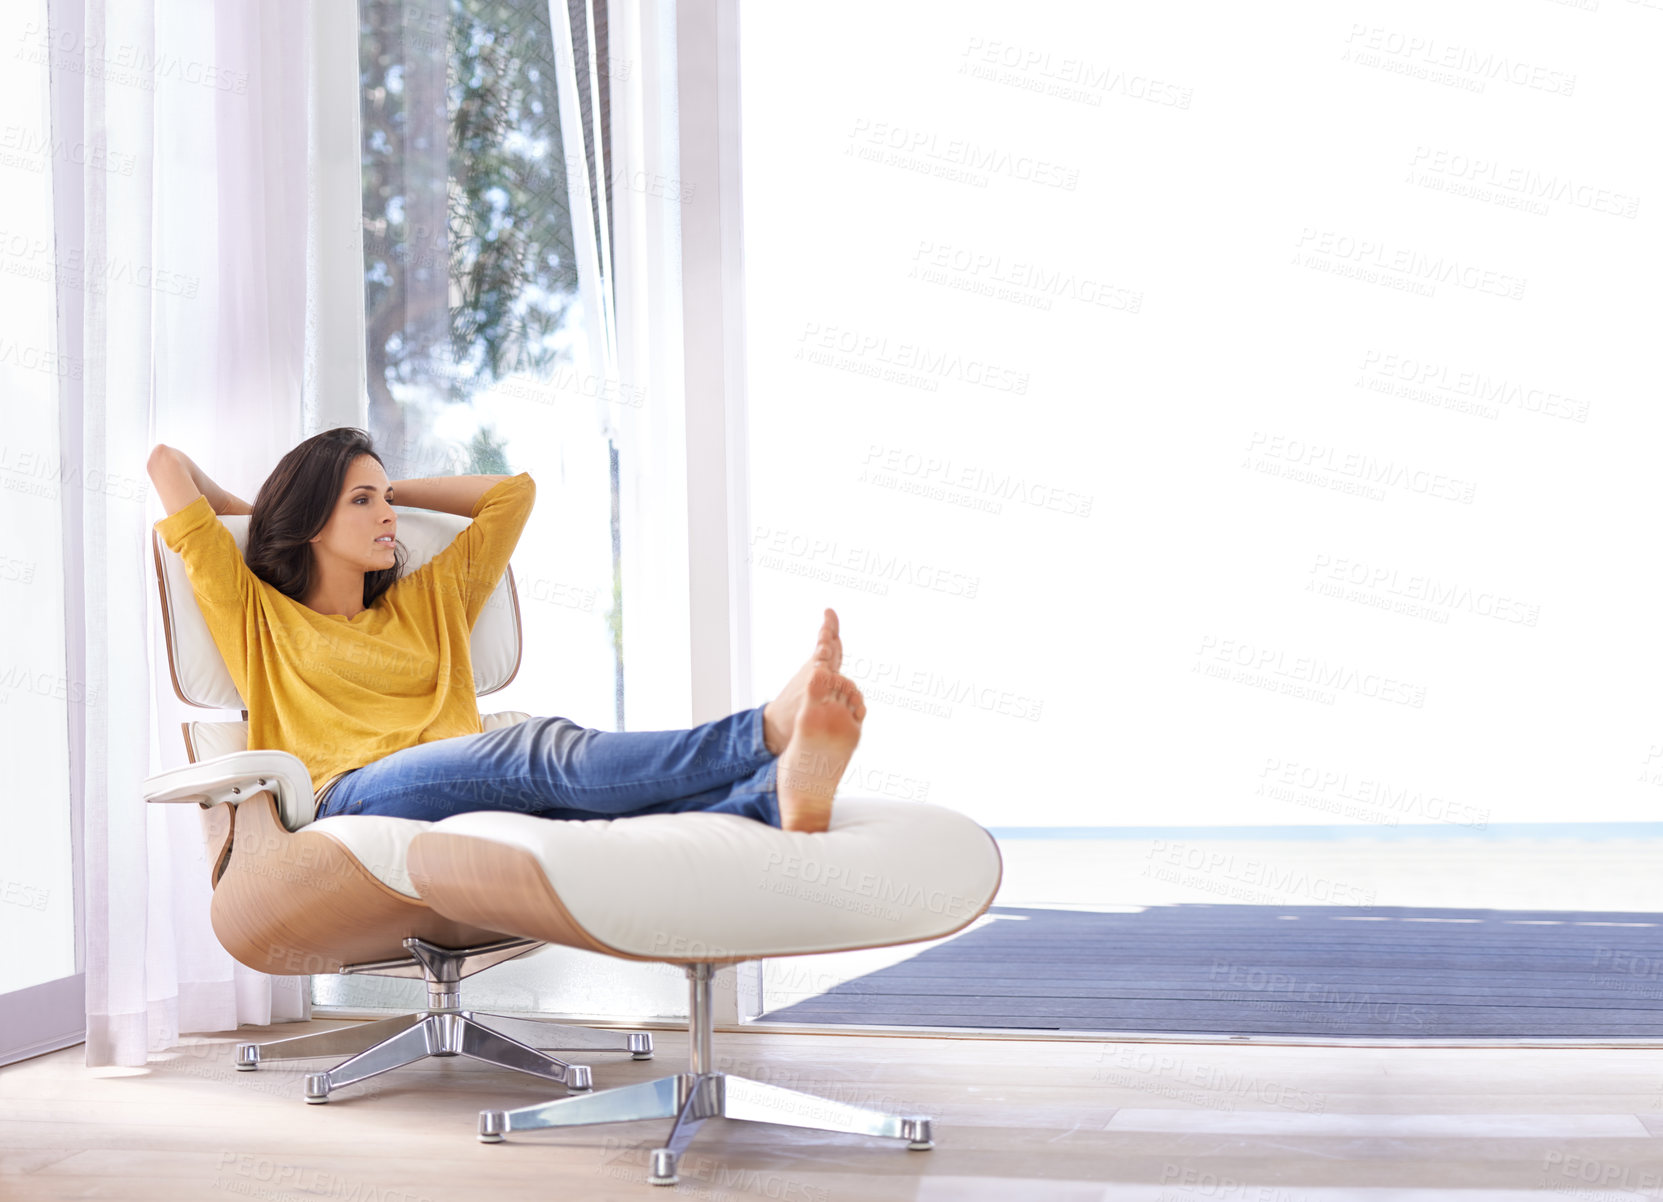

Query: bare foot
[762,608,842,755]
[776,666,863,833]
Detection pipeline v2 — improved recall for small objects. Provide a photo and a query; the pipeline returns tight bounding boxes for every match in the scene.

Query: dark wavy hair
[245,427,406,608]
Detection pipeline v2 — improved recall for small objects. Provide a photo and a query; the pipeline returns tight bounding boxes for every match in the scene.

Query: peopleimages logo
[1342,24,1576,97]
[1357,349,1589,423]
[0,124,137,176]
[795,321,1031,395]
[1295,228,1526,301]
[759,849,981,922]
[846,116,1081,191]
[1097,1047,1329,1114]
[17,21,250,94]
[859,443,1094,519]
[749,525,983,601]
[0,337,83,380]
[1246,430,1477,505]
[839,653,1045,722]
[1408,146,1639,219]
[909,239,1143,314]
[1257,756,1489,829]
[1307,552,1540,627]
[1194,634,1427,710]
[1144,839,1377,907]
[959,35,1195,110]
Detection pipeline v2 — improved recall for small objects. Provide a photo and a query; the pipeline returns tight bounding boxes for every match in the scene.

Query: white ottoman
[407,798,1003,1185]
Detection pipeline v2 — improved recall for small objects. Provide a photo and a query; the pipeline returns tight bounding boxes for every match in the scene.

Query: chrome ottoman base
[478,963,932,1187]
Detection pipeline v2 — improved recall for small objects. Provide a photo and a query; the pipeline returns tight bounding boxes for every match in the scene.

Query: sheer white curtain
[53,0,366,1066]
[605,0,705,734]
[0,0,78,1039]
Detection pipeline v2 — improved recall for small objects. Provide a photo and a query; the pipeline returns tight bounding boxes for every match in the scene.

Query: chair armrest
[144,749,316,831]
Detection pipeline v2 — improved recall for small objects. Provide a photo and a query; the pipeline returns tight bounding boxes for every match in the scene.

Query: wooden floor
[7,1018,1663,1199]
[762,903,1663,1036]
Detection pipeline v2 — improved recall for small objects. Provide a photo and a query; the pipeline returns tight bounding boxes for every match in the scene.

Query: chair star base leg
[236,1013,425,1070]
[466,1011,653,1059]
[228,938,650,1102]
[476,963,937,1185]
[295,1013,590,1103]
[238,1011,596,1104]
[647,1076,720,1185]
[484,1070,932,1184]
[484,1074,684,1140]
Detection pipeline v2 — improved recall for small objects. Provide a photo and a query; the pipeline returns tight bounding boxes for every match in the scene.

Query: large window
[738,0,1653,844]
[359,0,622,729]
[736,1,1660,1029]
[317,0,691,1021]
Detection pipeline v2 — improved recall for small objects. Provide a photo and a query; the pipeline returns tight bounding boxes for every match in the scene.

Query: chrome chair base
[233,936,653,1102]
[238,1009,605,1102]
[477,964,933,1187]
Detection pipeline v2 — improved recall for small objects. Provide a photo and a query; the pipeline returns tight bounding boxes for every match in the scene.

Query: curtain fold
[604,0,700,734]
[58,0,367,1067]
[0,0,79,1055]
[550,0,620,442]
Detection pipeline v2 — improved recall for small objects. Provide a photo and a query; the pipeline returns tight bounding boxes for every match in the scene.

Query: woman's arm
[387,475,511,517]
[147,444,254,517]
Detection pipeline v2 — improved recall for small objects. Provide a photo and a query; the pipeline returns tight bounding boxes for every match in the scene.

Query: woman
[147,427,863,833]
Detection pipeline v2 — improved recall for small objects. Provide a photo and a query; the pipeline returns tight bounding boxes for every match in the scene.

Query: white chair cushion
[306,816,433,899]
[155,507,523,711]
[189,720,258,763]
[421,798,1003,959]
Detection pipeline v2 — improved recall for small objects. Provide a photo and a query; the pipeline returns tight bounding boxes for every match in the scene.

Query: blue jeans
[314,703,780,827]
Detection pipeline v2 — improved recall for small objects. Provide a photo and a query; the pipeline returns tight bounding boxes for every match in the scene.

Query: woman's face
[310,454,397,572]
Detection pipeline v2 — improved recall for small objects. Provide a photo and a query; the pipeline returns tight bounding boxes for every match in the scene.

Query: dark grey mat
[759,904,1663,1037]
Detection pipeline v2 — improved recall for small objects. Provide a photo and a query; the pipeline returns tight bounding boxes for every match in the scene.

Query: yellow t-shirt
[153,472,536,800]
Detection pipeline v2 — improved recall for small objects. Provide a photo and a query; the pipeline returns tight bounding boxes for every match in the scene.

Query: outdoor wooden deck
[761,903,1663,1037]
